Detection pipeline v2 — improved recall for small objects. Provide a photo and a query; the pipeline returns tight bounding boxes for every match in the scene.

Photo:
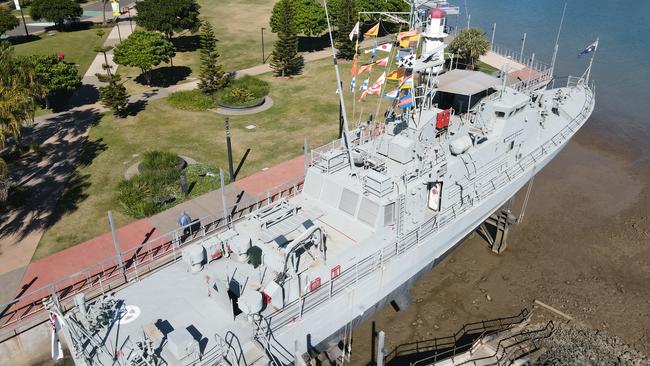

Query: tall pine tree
[335,0,357,60]
[198,21,226,94]
[269,0,304,77]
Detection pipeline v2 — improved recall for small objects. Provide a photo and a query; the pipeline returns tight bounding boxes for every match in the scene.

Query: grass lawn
[12,27,110,75]
[476,60,499,74]
[119,0,278,95]
[36,57,349,258]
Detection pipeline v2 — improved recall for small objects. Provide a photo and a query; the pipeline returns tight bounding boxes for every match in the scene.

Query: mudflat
[350,121,650,363]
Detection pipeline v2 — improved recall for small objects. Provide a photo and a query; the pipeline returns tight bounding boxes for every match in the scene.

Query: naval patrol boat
[46,1,595,365]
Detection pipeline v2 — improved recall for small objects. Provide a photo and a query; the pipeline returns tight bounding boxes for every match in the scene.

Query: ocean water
[450,0,650,156]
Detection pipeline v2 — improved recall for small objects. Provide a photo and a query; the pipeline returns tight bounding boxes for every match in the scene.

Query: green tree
[197,21,226,94]
[96,74,129,117]
[0,42,43,202]
[135,0,201,40]
[447,28,490,70]
[335,0,356,60]
[29,54,81,106]
[30,0,83,29]
[113,30,176,85]
[269,0,303,77]
[0,7,19,36]
[270,0,326,36]
[94,30,113,76]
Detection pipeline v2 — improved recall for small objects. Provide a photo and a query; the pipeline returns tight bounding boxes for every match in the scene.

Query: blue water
[450,0,650,156]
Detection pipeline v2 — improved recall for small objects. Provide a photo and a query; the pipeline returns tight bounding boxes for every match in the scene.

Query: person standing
[178,211,192,239]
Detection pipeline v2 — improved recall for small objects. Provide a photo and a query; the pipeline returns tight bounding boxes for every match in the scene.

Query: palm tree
[0,42,43,202]
[447,28,490,70]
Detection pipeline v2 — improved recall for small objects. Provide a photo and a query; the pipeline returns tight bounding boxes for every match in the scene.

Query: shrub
[117,152,221,218]
[167,89,215,111]
[140,150,179,171]
[216,76,270,107]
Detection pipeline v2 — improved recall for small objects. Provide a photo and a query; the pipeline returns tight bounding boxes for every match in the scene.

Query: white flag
[349,22,359,41]
[376,43,393,52]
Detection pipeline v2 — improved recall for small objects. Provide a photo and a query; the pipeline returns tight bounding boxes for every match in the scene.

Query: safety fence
[0,177,305,342]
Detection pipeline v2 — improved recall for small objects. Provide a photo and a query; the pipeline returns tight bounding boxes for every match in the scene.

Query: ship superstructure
[47,3,595,366]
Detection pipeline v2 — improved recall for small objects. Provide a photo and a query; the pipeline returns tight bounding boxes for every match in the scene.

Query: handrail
[0,176,305,342]
[380,309,529,364]
[261,80,593,337]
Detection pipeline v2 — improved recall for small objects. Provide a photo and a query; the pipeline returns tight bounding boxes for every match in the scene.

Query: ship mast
[323,0,357,173]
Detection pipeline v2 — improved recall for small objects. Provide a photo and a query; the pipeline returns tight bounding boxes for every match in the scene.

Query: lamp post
[14,0,29,36]
[261,27,266,63]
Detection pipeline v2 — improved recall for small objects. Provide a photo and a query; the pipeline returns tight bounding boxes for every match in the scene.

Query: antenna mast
[550,2,567,75]
[323,0,356,172]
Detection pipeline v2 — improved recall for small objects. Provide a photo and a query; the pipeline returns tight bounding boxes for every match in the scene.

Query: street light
[14,0,29,36]
[261,27,266,64]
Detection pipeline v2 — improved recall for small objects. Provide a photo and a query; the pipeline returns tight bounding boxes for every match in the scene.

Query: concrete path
[82,11,136,88]
[0,108,103,305]
[0,10,136,306]
[479,50,527,72]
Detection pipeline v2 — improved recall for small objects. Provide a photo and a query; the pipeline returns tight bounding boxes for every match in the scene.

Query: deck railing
[0,176,305,342]
[258,81,594,343]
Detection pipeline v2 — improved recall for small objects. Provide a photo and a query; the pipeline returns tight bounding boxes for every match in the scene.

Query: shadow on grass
[7,35,41,46]
[298,34,330,52]
[126,99,148,117]
[0,109,104,242]
[172,35,200,52]
[135,66,192,88]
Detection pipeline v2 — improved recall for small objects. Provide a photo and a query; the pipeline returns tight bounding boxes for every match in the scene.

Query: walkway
[0,11,136,306]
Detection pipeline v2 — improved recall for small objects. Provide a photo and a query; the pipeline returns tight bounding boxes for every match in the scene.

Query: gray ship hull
[271,140,564,359]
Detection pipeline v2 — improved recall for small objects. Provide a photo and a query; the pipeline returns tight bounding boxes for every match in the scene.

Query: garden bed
[215,75,270,108]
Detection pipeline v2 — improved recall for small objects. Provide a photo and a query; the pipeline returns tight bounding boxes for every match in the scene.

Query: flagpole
[585,37,598,84]
[351,15,361,121]
[550,2,567,76]
[323,0,356,172]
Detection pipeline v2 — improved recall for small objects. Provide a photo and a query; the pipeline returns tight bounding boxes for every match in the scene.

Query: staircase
[383,309,531,366]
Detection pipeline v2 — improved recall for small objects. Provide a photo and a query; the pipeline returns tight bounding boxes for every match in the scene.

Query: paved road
[3,0,136,38]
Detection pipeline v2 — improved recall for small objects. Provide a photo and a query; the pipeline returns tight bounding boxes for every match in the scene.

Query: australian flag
[578,40,598,57]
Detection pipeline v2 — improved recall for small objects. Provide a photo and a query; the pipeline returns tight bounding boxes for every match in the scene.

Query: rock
[433,324,439,330]
[501,275,510,281]
[486,294,492,302]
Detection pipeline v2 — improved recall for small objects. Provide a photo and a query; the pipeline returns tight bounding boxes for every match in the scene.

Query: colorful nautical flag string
[360,78,369,91]
[356,64,373,75]
[387,68,405,81]
[364,23,379,37]
[350,76,356,92]
[349,21,360,41]
[375,57,388,67]
[371,72,386,89]
[397,29,417,41]
[398,93,413,108]
[350,53,358,76]
[399,75,413,89]
[383,89,399,99]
